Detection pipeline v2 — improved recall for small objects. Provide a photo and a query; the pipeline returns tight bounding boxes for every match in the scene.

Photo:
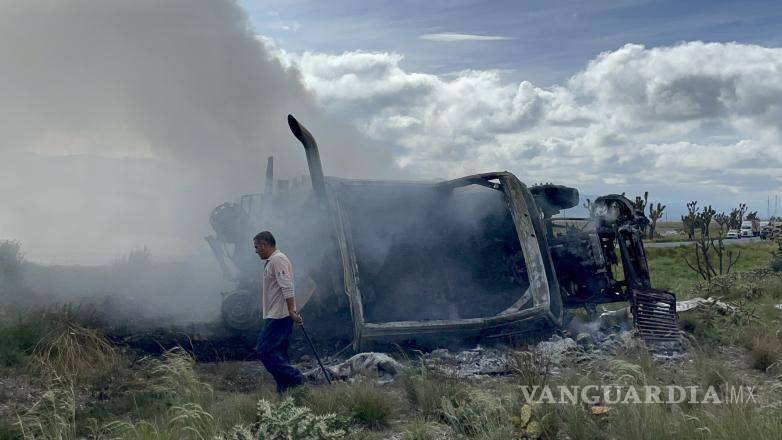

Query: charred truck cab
[206,116,678,351]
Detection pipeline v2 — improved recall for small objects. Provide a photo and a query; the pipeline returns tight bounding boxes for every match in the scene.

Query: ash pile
[300,316,678,385]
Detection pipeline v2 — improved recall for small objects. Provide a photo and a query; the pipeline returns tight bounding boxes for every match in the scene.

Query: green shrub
[217,398,351,440]
[401,419,438,440]
[210,392,273,430]
[439,389,510,437]
[292,381,392,430]
[0,310,51,366]
[748,336,779,372]
[342,381,393,430]
[509,349,551,388]
[0,421,17,440]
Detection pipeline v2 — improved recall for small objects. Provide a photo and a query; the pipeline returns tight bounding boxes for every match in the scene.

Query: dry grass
[145,347,213,404]
[509,349,551,388]
[31,319,117,382]
[401,359,466,419]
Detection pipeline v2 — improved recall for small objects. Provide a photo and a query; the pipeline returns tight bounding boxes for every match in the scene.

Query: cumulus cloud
[269,41,782,203]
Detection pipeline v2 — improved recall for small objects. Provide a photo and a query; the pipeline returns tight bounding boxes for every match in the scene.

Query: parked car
[740,221,754,238]
[726,229,740,239]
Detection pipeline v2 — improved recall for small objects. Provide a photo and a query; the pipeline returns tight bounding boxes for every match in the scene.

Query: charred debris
[197,115,679,358]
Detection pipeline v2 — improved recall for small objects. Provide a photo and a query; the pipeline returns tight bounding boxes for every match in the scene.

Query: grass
[401,359,466,419]
[3,237,782,439]
[646,241,776,295]
[292,380,394,430]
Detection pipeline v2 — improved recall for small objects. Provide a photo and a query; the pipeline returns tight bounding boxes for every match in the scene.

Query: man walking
[253,231,304,393]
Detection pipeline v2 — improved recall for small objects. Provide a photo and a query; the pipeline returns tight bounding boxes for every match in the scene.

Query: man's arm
[286,297,302,325]
[273,258,302,325]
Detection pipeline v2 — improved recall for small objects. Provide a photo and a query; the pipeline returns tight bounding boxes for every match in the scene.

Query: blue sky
[241,0,782,85]
[238,0,782,219]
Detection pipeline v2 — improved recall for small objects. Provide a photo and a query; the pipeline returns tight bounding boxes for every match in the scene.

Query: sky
[1,0,781,264]
[242,0,782,216]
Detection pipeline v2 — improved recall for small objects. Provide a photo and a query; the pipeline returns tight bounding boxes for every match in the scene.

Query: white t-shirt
[262,249,296,319]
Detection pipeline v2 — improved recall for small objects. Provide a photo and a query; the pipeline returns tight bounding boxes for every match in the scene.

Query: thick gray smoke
[0,0,394,265]
[0,0,396,323]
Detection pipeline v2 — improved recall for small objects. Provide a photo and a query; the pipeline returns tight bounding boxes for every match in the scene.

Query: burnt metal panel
[324,172,563,349]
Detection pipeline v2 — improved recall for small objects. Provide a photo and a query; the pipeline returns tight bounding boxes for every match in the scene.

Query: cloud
[419,32,515,42]
[269,41,782,205]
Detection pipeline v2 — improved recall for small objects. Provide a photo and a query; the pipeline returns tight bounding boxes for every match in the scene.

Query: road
[646,236,763,248]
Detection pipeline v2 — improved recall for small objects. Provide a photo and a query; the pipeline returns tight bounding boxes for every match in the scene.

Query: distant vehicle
[760,222,771,239]
[740,220,755,238]
[727,229,740,239]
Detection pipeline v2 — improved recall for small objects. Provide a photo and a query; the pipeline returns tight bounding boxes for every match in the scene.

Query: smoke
[0,0,401,326]
[0,0,395,265]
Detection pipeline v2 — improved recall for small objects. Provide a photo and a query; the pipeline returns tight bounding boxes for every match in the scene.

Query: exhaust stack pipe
[265,156,274,194]
[287,114,326,200]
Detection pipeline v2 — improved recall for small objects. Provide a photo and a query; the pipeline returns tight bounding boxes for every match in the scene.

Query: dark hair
[253,231,276,247]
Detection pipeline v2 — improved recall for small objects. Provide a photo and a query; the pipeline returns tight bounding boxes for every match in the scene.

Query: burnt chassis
[206,115,678,350]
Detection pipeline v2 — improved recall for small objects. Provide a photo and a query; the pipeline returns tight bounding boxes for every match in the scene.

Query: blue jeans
[256,316,303,393]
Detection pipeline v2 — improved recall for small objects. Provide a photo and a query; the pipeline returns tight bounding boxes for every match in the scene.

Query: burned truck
[206,115,678,351]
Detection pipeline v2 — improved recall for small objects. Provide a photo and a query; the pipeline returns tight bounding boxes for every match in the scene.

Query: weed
[291,381,393,429]
[0,311,51,366]
[227,398,351,439]
[342,381,393,430]
[15,376,77,440]
[146,347,213,404]
[509,349,551,388]
[439,388,510,437]
[401,419,438,440]
[31,318,117,382]
[748,335,779,372]
[692,350,735,392]
[101,402,216,440]
[401,359,465,418]
[0,421,18,440]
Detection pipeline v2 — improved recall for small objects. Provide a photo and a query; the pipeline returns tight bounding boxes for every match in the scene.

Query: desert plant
[401,359,465,418]
[16,376,77,440]
[146,347,213,404]
[681,201,698,240]
[101,402,217,440]
[254,398,350,439]
[748,335,780,372]
[342,381,393,430]
[401,419,441,440]
[648,202,666,239]
[31,317,117,381]
[684,205,741,282]
[0,312,47,366]
[439,389,510,437]
[582,198,598,218]
[509,349,551,389]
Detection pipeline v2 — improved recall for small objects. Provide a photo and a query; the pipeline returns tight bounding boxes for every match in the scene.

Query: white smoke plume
[0,0,394,265]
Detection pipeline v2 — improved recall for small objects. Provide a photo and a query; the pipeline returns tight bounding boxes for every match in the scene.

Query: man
[253,230,304,393]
